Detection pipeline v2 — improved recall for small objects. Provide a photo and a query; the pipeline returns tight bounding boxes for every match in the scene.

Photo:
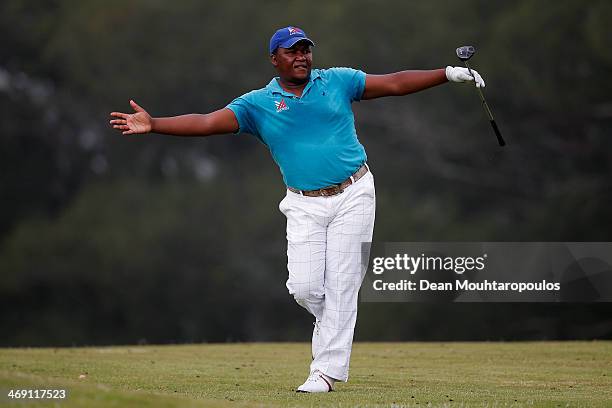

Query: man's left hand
[446,66,486,88]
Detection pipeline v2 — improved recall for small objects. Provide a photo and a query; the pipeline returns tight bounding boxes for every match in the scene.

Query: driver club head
[456,45,475,61]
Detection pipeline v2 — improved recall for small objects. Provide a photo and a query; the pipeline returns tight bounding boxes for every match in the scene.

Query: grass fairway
[1,342,610,407]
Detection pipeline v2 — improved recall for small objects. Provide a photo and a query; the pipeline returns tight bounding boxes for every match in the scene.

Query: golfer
[110,26,485,393]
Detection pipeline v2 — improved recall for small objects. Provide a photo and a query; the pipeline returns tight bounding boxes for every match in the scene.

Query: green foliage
[0,175,299,345]
[1,0,611,345]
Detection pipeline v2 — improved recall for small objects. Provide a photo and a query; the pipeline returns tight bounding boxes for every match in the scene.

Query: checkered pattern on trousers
[279,171,375,382]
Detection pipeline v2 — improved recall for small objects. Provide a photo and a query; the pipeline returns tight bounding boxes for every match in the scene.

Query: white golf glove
[446,66,486,88]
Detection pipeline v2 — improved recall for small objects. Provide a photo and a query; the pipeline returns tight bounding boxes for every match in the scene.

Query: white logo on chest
[274,99,289,112]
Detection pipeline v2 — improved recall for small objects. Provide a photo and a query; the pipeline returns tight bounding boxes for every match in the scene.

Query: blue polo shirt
[226,67,367,190]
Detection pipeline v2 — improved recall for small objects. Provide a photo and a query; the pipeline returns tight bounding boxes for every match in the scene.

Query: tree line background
[1,0,611,346]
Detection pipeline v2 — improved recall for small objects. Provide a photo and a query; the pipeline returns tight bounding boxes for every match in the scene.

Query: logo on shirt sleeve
[274,98,289,112]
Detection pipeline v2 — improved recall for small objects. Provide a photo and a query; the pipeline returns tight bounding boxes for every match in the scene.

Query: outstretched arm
[362,67,485,100]
[109,100,239,136]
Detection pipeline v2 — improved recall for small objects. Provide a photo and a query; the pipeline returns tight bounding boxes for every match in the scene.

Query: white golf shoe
[296,370,335,393]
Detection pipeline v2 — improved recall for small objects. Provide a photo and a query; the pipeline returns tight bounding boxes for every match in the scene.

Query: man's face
[271,40,312,84]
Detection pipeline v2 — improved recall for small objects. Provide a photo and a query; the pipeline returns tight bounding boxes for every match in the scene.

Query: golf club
[456,45,506,146]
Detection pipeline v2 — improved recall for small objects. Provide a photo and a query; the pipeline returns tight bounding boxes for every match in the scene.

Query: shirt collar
[267,69,321,97]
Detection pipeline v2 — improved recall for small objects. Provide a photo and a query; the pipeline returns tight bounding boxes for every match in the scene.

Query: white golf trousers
[279,171,376,382]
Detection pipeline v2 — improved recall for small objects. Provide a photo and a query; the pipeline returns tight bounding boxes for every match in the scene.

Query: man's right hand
[110,100,152,135]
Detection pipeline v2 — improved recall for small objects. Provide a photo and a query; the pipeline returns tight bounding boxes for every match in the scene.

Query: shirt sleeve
[327,67,367,102]
[225,94,258,136]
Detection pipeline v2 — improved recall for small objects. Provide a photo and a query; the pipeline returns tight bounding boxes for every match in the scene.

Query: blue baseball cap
[269,26,315,54]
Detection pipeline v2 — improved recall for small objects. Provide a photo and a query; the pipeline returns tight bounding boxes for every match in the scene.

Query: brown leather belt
[287,163,369,197]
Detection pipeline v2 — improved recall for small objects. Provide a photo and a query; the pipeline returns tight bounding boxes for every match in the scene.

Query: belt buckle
[320,185,343,196]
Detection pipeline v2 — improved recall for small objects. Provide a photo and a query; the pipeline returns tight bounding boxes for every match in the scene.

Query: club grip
[490,120,506,146]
